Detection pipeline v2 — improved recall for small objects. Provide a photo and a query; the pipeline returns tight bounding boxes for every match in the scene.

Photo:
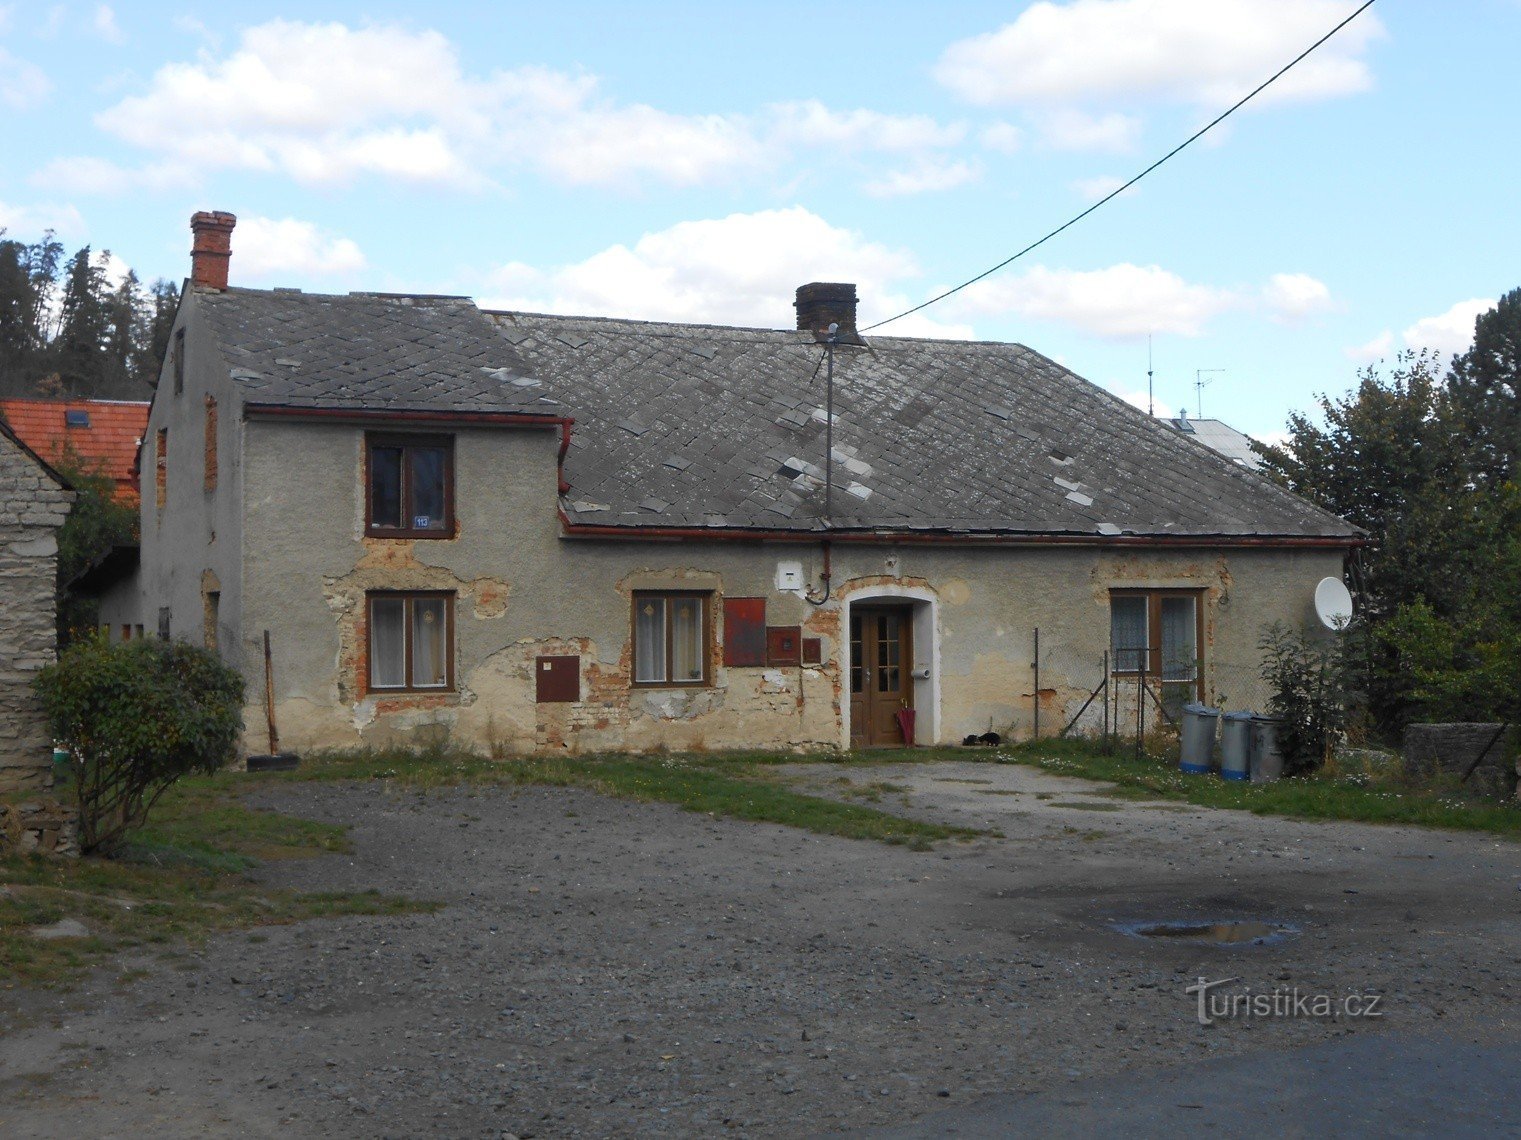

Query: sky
[2,0,1518,441]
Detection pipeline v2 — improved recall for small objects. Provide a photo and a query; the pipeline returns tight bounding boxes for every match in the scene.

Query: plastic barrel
[1179,703,1220,774]
[1219,711,1253,781]
[1250,717,1285,783]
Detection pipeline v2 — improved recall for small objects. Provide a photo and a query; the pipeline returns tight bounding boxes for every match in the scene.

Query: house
[0,397,150,641]
[133,212,1360,756]
[0,397,150,505]
[1167,412,1265,471]
[0,419,74,792]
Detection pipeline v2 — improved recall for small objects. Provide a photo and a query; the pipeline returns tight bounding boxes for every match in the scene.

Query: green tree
[34,636,244,855]
[50,448,139,644]
[52,246,112,394]
[1447,286,1521,489]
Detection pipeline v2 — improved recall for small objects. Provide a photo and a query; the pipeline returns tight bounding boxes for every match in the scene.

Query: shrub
[33,636,245,855]
[1259,623,1354,775]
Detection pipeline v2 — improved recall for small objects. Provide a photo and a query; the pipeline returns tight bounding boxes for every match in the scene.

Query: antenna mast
[1147,335,1154,417]
[1194,368,1224,418]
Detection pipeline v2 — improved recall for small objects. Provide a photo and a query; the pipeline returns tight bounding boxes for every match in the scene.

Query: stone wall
[0,429,73,792]
[1403,723,1520,801]
[0,798,78,857]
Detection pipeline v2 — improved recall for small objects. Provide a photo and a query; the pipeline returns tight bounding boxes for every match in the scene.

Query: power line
[862,0,1379,334]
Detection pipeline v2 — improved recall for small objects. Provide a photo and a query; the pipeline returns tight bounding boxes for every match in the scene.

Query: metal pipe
[824,329,836,527]
[1032,627,1040,741]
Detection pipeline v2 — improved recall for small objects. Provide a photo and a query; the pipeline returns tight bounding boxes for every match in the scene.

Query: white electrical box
[775,561,805,591]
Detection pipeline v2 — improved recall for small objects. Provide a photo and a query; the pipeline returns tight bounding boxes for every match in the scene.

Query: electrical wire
[862,0,1379,333]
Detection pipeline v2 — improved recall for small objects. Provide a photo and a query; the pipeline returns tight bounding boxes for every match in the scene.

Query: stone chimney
[189,211,237,290]
[794,282,859,343]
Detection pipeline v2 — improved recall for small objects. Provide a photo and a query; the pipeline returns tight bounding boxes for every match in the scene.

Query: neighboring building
[0,397,150,504]
[0,398,150,642]
[0,419,73,792]
[1167,412,1266,471]
[138,212,1361,756]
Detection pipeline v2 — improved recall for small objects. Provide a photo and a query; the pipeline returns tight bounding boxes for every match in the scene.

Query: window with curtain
[632,592,709,686]
[368,592,454,691]
[1110,590,1202,697]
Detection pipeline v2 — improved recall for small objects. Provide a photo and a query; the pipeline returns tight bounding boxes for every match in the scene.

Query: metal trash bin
[1180,703,1220,774]
[1250,717,1286,783]
[1220,711,1253,781]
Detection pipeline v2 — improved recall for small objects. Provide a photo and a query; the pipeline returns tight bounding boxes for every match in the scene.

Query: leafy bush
[1259,623,1354,775]
[33,636,245,855]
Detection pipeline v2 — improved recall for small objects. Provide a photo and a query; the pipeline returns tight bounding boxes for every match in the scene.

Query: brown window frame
[630,590,713,688]
[366,590,456,693]
[1109,588,1205,699]
[364,432,456,539]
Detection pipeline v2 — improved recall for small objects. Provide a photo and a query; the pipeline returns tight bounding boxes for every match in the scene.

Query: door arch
[841,586,940,749]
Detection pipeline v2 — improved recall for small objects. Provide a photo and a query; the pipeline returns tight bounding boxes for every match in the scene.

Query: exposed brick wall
[0,431,73,792]
[204,395,218,492]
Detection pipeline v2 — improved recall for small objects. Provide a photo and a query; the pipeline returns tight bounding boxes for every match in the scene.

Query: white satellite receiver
[1314,577,1354,630]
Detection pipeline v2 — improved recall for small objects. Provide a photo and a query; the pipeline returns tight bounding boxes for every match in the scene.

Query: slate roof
[0,398,147,503]
[197,287,1359,541]
[197,289,560,417]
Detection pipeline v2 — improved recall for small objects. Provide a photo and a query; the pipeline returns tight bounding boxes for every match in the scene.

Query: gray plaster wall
[0,431,73,790]
[138,288,246,671]
[238,416,1348,756]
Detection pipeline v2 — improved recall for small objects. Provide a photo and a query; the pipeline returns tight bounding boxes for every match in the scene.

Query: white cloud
[233,216,367,279]
[864,159,980,198]
[935,0,1383,110]
[0,46,48,108]
[91,4,124,43]
[768,100,964,152]
[1034,108,1141,152]
[952,263,1241,339]
[85,19,964,193]
[480,206,972,340]
[1402,297,1492,359]
[1070,174,1130,201]
[979,122,1024,154]
[1262,272,1334,322]
[31,154,183,194]
[0,199,86,238]
[1344,330,1393,363]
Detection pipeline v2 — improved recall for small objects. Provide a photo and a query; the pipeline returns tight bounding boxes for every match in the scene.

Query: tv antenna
[1147,335,1155,417]
[1194,368,1224,418]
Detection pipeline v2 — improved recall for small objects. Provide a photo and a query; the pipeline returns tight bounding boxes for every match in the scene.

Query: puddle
[976,789,1022,796]
[933,778,994,785]
[1113,920,1298,946]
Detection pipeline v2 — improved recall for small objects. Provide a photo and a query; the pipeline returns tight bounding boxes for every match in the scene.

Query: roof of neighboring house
[1168,415,1265,471]
[0,397,148,501]
[197,287,1360,542]
[198,288,559,417]
[0,416,73,491]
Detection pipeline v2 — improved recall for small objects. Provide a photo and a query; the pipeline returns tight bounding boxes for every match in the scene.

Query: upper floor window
[366,433,454,538]
[155,427,168,510]
[172,328,185,395]
[632,591,710,686]
[204,395,218,492]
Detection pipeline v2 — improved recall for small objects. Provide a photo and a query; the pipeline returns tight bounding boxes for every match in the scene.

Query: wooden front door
[849,605,915,747]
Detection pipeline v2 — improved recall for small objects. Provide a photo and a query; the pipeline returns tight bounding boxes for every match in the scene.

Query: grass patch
[1001,739,1521,838]
[1,772,434,990]
[277,745,987,850]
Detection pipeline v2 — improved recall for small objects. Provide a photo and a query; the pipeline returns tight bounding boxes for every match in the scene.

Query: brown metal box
[723,597,767,667]
[766,626,802,667]
[802,637,823,666]
[535,655,580,703]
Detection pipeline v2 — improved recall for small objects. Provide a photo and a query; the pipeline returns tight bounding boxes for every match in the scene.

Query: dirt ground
[1,760,1518,1138]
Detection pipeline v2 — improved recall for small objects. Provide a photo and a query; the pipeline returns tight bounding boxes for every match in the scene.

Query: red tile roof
[0,398,150,505]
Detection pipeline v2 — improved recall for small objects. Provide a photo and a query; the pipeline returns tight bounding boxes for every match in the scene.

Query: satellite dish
[1314,577,1353,630]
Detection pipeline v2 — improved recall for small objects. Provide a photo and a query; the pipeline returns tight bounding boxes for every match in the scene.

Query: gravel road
[1,760,1518,1137]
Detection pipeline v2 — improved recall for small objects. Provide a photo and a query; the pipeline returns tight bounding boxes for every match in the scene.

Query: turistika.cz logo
[1184,976,1385,1026]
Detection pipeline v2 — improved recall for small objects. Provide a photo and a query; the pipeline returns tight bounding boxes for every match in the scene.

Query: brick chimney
[794,282,859,343]
[189,211,237,290]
